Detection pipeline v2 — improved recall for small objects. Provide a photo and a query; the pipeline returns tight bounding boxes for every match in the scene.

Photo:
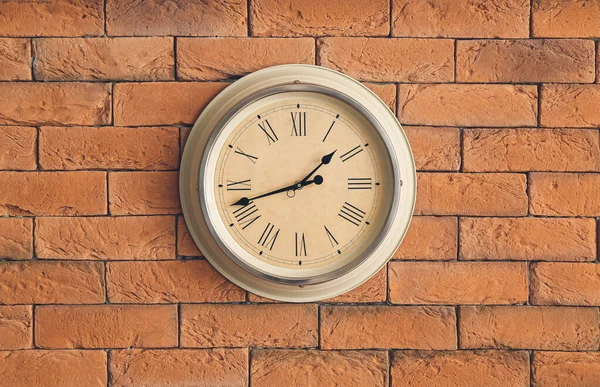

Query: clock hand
[299,150,337,185]
[232,175,323,207]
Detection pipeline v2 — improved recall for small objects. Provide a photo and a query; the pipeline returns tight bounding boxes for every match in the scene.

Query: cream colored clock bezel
[180,64,416,302]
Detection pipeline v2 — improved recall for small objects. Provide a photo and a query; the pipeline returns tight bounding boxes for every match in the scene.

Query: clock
[180,65,416,302]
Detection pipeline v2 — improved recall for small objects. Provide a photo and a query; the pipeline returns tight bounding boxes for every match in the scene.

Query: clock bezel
[180,64,416,302]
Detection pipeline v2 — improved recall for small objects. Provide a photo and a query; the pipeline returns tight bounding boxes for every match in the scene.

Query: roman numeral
[234,147,258,164]
[348,177,372,190]
[226,179,251,191]
[340,145,363,162]
[322,121,335,142]
[295,232,307,256]
[338,202,366,226]
[324,225,339,247]
[258,119,278,145]
[232,201,261,230]
[258,223,280,250]
[291,112,307,136]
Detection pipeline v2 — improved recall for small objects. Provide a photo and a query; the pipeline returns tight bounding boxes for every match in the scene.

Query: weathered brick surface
[392,0,529,38]
[178,38,314,80]
[393,216,457,260]
[460,217,597,261]
[0,172,106,216]
[110,349,248,387]
[398,84,538,127]
[0,38,30,80]
[532,352,600,386]
[541,84,600,127]
[389,262,528,305]
[0,83,110,126]
[0,126,37,170]
[107,260,245,303]
[34,37,174,81]
[460,306,600,350]
[404,127,460,171]
[457,39,595,83]
[529,173,600,216]
[36,216,176,260]
[39,126,180,170]
[415,173,527,216]
[531,262,600,306]
[106,0,247,36]
[0,262,105,304]
[321,306,456,349]
[392,350,530,386]
[35,305,177,349]
[0,218,33,260]
[252,0,389,37]
[0,306,33,350]
[532,0,600,37]
[181,304,318,348]
[177,217,202,256]
[318,38,454,82]
[0,350,107,387]
[364,83,397,112]
[252,350,388,387]
[108,172,181,215]
[464,129,600,172]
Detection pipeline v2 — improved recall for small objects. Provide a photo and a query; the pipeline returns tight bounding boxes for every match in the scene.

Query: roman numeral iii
[340,145,363,162]
[232,201,261,230]
[295,232,307,256]
[348,177,372,190]
[226,179,251,191]
[338,202,366,226]
[291,112,307,136]
[258,119,278,145]
[258,223,280,250]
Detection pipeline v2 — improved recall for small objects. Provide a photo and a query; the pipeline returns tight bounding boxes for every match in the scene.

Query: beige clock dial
[180,65,416,302]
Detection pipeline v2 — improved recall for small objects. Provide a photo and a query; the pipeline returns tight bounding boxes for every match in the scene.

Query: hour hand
[231,175,324,206]
[299,150,336,185]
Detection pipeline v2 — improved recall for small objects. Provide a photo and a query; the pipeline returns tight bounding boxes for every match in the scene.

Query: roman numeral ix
[226,179,251,191]
[338,202,366,226]
[258,223,280,250]
[232,201,261,230]
[348,177,372,190]
[258,119,278,145]
[340,145,363,162]
[291,112,307,136]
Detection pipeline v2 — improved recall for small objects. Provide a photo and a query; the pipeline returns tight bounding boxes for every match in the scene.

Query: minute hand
[232,176,322,206]
[299,150,336,185]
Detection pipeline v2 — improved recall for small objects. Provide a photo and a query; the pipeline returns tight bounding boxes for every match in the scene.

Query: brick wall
[1,0,599,385]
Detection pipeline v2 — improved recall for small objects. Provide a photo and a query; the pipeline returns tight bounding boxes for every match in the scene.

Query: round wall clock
[180,65,416,302]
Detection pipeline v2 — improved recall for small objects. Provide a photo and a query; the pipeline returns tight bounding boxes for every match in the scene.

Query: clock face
[210,91,395,280]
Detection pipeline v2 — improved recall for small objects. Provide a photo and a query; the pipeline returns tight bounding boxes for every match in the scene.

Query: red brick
[106,0,247,36]
[541,84,600,127]
[404,126,460,171]
[533,352,600,386]
[252,0,389,37]
[533,0,600,37]
[415,173,527,216]
[0,0,103,37]
[365,83,397,112]
[464,129,600,172]
[0,306,32,350]
[460,306,600,350]
[321,306,456,349]
[108,172,180,215]
[457,39,595,83]
[392,0,529,38]
[393,216,457,260]
[178,37,314,80]
[0,350,107,387]
[253,350,388,387]
[114,82,228,126]
[181,304,318,348]
[319,38,453,82]
[531,262,600,306]
[529,173,600,216]
[392,350,530,386]
[107,260,245,303]
[39,126,179,171]
[36,216,176,260]
[0,38,30,80]
[109,349,248,387]
[0,83,110,126]
[0,172,106,216]
[36,305,177,349]
[0,262,105,305]
[0,126,37,170]
[460,217,596,261]
[389,262,528,305]
[398,84,537,127]
[177,217,202,256]
[34,37,174,81]
[0,218,33,260]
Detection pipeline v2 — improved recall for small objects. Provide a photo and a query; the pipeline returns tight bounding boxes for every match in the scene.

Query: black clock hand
[232,175,324,206]
[299,150,336,185]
